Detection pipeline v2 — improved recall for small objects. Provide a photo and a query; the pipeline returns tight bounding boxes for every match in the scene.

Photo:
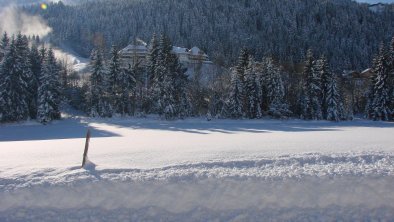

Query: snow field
[1,117,394,221]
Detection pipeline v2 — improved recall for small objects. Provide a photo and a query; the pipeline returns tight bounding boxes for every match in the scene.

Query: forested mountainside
[25,0,394,71]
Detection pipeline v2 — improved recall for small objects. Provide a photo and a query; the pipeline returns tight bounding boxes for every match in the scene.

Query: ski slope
[1,117,394,221]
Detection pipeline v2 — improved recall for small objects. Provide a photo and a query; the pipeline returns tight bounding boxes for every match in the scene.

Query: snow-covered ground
[1,117,394,221]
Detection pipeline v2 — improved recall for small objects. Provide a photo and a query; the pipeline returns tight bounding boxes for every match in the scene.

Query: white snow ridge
[0,118,394,221]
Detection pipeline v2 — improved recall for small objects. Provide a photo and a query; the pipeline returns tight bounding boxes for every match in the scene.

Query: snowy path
[1,118,394,221]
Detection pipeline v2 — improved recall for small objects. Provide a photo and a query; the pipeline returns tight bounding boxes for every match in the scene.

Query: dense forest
[0,0,393,124]
[24,0,394,71]
[0,31,393,123]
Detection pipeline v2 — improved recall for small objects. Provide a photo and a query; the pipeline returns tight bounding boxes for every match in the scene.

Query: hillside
[24,0,394,71]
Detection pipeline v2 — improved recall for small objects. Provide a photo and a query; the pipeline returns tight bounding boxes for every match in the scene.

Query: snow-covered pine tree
[389,37,394,119]
[28,43,42,119]
[168,49,191,118]
[300,49,323,120]
[88,49,112,117]
[225,69,243,118]
[316,55,330,119]
[160,35,177,120]
[37,48,62,123]
[117,64,136,116]
[108,45,122,113]
[370,44,391,121]
[236,48,249,83]
[265,57,291,118]
[325,73,344,121]
[365,56,378,119]
[14,34,32,121]
[152,34,169,115]
[0,32,9,61]
[235,48,249,114]
[39,46,46,64]
[244,56,262,119]
[147,33,159,87]
[257,57,269,112]
[0,37,15,122]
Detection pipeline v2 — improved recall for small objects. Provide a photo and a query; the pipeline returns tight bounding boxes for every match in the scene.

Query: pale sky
[356,0,394,3]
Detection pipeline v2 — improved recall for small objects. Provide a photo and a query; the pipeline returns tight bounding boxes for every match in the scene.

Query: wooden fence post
[82,128,91,167]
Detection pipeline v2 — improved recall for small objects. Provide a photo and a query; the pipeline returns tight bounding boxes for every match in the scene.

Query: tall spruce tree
[369,44,391,121]
[146,34,159,113]
[169,50,190,118]
[37,48,62,123]
[108,45,122,112]
[0,32,9,61]
[300,49,322,120]
[235,48,249,114]
[0,36,31,122]
[325,73,343,121]
[389,37,394,119]
[14,34,32,120]
[0,37,15,122]
[316,55,331,119]
[88,49,112,117]
[244,57,262,119]
[152,34,169,115]
[265,57,291,118]
[117,64,136,116]
[225,69,243,118]
[28,43,42,119]
[147,33,159,86]
[160,35,177,119]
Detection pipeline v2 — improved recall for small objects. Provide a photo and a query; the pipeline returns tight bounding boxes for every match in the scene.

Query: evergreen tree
[169,50,191,118]
[14,34,32,120]
[145,34,159,113]
[160,35,177,119]
[108,45,123,113]
[152,34,169,115]
[39,46,46,64]
[369,44,391,121]
[316,55,331,119]
[225,69,243,118]
[117,64,136,115]
[300,49,322,120]
[88,49,112,117]
[244,57,262,119]
[325,73,343,121]
[0,32,9,61]
[366,56,379,119]
[265,57,291,118]
[0,36,32,122]
[235,48,249,114]
[235,48,249,84]
[28,43,42,119]
[389,37,394,119]
[37,48,62,123]
[0,38,15,122]
[147,33,159,86]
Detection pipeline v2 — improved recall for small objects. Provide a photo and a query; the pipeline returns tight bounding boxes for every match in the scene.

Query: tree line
[77,34,394,121]
[0,33,393,123]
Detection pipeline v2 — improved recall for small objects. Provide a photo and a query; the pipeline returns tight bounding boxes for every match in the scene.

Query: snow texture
[0,117,394,221]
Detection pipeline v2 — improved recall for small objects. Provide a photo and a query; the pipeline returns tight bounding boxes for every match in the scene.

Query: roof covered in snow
[120,44,148,53]
[189,46,207,56]
[172,46,188,54]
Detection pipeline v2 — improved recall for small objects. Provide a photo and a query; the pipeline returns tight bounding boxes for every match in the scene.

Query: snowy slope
[1,117,394,221]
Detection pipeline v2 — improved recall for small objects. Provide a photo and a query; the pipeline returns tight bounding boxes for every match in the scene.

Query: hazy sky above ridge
[356,0,394,3]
